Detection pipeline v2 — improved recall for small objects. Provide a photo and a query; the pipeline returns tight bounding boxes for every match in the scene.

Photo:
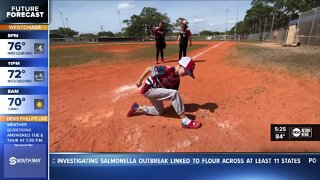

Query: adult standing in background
[177,19,192,60]
[153,21,166,64]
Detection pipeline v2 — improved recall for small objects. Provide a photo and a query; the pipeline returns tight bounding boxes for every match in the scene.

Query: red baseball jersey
[141,66,180,94]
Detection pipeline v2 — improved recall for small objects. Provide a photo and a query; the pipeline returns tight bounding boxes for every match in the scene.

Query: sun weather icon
[34,99,45,110]
[34,43,45,54]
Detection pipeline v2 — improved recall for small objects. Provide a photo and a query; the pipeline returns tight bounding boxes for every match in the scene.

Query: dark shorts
[156,42,166,49]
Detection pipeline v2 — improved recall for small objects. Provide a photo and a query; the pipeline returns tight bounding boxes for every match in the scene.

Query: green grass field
[50,44,205,67]
[228,43,320,78]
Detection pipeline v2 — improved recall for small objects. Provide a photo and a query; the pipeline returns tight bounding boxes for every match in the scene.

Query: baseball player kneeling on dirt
[127,57,202,129]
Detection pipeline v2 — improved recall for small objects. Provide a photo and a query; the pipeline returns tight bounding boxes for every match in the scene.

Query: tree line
[51,1,319,38]
[51,7,225,38]
[229,0,320,35]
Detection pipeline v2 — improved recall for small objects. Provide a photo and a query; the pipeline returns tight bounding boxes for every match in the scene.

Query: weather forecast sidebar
[0,0,49,179]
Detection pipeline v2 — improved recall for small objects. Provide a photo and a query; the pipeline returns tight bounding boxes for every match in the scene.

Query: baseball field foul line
[192,41,226,59]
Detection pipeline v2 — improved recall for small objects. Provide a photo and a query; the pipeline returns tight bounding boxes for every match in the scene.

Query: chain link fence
[247,7,320,46]
[247,28,287,42]
[297,7,320,45]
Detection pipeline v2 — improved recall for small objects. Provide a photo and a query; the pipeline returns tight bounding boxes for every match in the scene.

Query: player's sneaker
[181,120,202,129]
[127,103,139,117]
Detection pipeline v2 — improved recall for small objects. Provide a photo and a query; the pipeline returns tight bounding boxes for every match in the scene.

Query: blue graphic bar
[0,31,48,39]
[0,0,48,180]
[0,86,48,95]
[0,59,48,67]
[50,153,320,180]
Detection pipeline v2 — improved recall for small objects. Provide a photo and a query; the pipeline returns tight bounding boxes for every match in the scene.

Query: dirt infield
[50,41,320,152]
[88,44,146,53]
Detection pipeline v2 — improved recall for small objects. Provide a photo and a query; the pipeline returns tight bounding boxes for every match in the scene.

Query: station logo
[291,127,312,138]
[291,128,301,137]
[9,156,42,166]
[4,144,47,178]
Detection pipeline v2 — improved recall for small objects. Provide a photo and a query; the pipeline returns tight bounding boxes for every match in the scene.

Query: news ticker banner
[50,153,320,180]
[0,0,48,180]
